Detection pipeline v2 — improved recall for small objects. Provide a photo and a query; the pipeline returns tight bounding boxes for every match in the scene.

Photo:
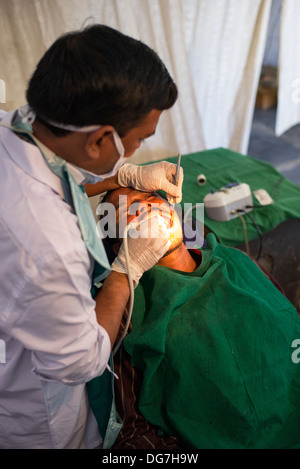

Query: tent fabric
[124,233,300,449]
[275,0,300,136]
[0,0,271,160]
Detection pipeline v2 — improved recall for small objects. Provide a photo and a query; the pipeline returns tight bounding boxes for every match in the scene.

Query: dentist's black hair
[26,24,178,137]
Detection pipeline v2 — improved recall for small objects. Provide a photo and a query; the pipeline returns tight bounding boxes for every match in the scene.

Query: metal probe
[171,153,181,227]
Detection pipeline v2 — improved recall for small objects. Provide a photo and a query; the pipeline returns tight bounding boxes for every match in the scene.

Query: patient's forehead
[107,188,154,209]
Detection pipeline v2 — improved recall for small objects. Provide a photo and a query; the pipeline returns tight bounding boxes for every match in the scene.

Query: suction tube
[112,214,170,355]
[112,221,136,356]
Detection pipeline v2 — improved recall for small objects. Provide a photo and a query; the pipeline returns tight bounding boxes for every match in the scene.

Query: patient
[99,187,201,271]
[99,187,300,449]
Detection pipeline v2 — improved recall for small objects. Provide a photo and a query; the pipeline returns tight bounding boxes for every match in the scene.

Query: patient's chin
[166,229,183,255]
[162,236,183,258]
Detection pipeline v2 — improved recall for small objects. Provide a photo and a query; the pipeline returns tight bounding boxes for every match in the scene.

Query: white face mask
[99,129,127,181]
[18,105,127,182]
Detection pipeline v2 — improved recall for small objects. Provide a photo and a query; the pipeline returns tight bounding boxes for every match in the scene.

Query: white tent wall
[183,0,272,155]
[0,0,273,165]
[263,0,281,68]
[275,0,300,137]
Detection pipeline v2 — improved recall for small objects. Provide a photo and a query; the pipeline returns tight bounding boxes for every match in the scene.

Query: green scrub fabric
[159,148,300,247]
[124,234,300,449]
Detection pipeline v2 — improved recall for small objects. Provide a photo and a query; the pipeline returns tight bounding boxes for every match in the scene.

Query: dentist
[0,24,182,449]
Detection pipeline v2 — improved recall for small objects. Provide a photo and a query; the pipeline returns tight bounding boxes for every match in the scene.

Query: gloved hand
[111,214,171,287]
[118,161,184,203]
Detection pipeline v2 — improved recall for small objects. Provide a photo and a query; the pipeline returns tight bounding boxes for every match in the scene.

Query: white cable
[112,213,168,355]
[231,209,250,256]
[184,205,197,224]
[184,204,204,236]
[112,223,135,356]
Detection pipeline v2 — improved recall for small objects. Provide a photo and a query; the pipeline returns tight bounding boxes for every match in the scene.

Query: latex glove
[118,161,184,203]
[111,214,171,287]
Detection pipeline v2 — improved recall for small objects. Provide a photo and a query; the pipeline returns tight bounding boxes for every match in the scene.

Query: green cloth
[159,148,300,246]
[124,234,300,449]
[87,357,122,449]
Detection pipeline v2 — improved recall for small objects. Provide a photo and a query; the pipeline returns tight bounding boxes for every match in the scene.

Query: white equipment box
[204,183,253,222]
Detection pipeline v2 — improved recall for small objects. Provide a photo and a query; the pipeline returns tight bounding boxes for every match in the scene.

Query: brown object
[255,65,278,110]
[255,85,277,110]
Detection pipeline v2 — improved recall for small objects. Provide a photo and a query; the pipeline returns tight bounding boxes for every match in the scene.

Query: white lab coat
[0,112,111,448]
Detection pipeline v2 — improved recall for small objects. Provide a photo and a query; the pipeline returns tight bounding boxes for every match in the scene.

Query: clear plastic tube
[112,214,170,355]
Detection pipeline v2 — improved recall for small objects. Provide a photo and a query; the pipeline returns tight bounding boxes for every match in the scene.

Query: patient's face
[105,187,183,252]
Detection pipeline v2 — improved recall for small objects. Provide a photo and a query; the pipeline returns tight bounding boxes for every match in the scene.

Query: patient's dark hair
[97,190,120,263]
[98,190,119,246]
[26,24,178,137]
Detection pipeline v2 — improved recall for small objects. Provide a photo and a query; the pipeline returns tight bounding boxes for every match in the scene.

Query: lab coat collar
[0,111,76,200]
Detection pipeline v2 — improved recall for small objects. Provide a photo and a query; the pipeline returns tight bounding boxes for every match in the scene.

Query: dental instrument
[113,155,182,355]
[170,153,181,226]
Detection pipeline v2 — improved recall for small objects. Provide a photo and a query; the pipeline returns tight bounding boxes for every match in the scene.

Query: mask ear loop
[20,105,102,133]
[19,105,127,177]
[19,106,126,159]
[112,130,125,158]
[18,104,37,124]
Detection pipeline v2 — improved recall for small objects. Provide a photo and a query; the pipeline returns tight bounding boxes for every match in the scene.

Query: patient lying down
[99,186,201,272]
[99,187,300,450]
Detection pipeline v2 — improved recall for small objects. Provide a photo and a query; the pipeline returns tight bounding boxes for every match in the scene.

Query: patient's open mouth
[149,207,172,228]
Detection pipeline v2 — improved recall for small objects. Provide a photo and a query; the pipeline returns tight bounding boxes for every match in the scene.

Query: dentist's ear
[85,125,115,159]
[112,243,121,256]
